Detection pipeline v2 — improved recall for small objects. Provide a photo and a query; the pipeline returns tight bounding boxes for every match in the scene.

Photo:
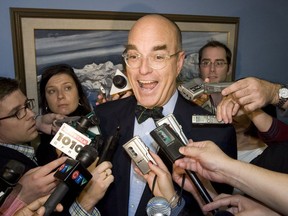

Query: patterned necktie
[135,105,164,124]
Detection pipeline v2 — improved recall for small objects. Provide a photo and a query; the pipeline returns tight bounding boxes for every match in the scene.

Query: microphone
[97,126,120,165]
[0,160,25,205]
[146,197,171,216]
[44,112,102,215]
[50,112,103,159]
[110,69,132,97]
[43,145,98,216]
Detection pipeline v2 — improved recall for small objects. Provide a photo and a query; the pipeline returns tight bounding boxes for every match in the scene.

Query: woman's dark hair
[39,64,91,115]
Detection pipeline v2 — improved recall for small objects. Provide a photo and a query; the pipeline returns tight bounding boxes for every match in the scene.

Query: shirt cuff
[0,190,27,216]
[171,197,185,216]
[69,200,101,216]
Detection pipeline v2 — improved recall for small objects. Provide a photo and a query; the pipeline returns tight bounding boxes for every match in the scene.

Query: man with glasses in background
[195,40,275,164]
[195,40,233,112]
[95,15,236,216]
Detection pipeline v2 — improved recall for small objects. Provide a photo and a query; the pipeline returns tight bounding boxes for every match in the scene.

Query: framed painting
[10,8,239,113]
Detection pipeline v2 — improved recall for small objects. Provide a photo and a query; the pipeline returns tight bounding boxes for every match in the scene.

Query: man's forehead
[0,90,26,113]
[125,44,168,52]
[203,47,226,54]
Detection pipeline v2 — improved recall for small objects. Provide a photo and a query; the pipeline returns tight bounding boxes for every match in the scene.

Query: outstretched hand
[174,140,233,184]
[221,77,280,112]
[14,195,63,216]
[96,90,133,106]
[203,193,281,216]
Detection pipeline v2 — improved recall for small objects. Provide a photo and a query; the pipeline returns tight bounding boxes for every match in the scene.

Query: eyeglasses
[200,60,228,68]
[0,99,35,121]
[122,51,181,70]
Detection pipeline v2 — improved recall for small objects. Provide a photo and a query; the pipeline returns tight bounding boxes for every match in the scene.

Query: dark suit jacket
[95,93,237,216]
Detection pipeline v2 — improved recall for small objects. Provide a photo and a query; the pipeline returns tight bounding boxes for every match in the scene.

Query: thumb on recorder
[134,151,183,211]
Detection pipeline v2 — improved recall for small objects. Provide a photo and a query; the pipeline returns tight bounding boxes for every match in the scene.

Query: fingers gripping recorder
[123,136,157,175]
[151,114,217,214]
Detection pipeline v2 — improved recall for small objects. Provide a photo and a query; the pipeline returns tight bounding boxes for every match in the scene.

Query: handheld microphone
[0,160,25,205]
[43,145,98,216]
[146,196,171,216]
[97,126,120,165]
[50,112,102,159]
[44,113,101,215]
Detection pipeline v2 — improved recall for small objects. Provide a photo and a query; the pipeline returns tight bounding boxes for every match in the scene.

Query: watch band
[276,85,288,109]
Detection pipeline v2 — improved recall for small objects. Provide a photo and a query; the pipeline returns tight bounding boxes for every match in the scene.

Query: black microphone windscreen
[76,145,98,168]
[146,197,171,216]
[1,160,25,184]
[97,126,120,165]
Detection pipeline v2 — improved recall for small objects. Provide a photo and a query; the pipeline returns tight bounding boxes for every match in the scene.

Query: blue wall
[1,0,288,83]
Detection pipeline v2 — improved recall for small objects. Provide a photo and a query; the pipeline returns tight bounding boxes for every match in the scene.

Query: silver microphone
[146,197,171,216]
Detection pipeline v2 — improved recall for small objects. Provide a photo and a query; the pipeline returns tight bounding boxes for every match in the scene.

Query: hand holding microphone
[44,112,120,215]
[43,145,98,216]
[43,113,101,215]
[132,151,179,216]
[77,161,114,211]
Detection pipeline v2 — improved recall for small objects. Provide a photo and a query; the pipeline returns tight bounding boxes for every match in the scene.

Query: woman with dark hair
[36,64,92,165]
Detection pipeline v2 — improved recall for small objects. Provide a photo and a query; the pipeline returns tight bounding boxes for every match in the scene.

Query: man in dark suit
[95,14,236,216]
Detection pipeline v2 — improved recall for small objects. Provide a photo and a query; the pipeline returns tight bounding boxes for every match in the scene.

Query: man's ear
[176,51,186,76]
[227,64,232,76]
[225,64,233,81]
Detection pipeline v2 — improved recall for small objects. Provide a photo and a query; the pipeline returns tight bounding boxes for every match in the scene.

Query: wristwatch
[276,85,288,109]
